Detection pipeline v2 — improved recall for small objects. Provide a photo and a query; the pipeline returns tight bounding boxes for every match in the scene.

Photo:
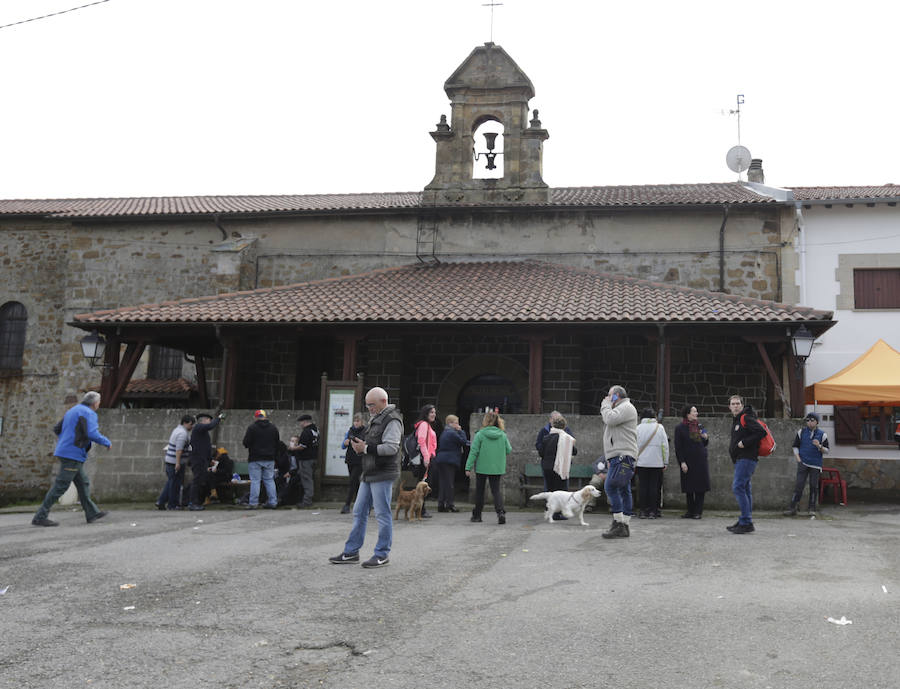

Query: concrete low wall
[466,414,807,511]
[89,409,315,502]
[85,409,820,510]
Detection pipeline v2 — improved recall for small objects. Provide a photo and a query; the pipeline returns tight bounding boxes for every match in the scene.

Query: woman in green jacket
[465,410,512,524]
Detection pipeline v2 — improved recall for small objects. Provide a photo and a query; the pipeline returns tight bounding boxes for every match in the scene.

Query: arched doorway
[436,355,529,432]
[456,373,522,433]
[435,356,529,501]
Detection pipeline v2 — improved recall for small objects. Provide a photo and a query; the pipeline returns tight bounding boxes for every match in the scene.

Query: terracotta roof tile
[73,261,832,326]
[0,183,775,218]
[89,378,195,397]
[789,185,900,201]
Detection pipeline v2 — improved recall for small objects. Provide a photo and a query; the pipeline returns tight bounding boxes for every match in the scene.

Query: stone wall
[0,202,789,500]
[466,414,821,511]
[0,218,254,498]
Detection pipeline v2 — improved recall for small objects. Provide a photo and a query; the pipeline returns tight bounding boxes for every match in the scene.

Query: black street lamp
[79,330,107,368]
[791,325,816,368]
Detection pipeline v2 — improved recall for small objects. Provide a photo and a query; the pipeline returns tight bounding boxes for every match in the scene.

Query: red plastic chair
[819,467,847,505]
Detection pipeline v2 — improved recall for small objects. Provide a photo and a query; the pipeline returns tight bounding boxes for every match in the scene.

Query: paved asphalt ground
[1,500,898,689]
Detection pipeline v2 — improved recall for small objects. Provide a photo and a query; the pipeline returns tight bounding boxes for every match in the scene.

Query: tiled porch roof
[73,261,833,327]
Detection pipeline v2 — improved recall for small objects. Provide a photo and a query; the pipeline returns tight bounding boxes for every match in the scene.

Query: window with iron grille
[148,345,183,379]
[853,268,900,309]
[0,301,27,370]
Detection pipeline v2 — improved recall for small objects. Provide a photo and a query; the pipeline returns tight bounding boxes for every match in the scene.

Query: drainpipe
[718,205,729,292]
[795,203,807,305]
[212,214,228,240]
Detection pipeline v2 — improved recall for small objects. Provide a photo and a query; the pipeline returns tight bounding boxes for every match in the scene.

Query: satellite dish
[726,145,752,173]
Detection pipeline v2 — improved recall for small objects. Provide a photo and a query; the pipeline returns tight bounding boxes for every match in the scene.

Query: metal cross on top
[482,1,503,42]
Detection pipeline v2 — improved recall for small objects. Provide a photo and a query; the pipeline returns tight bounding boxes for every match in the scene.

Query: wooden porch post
[99,336,120,407]
[527,336,547,414]
[108,342,146,408]
[340,336,361,381]
[655,325,667,414]
[754,341,791,414]
[222,339,239,409]
[195,355,210,409]
[786,350,804,417]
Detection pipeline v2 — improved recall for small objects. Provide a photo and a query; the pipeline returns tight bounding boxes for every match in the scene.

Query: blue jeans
[732,458,757,525]
[604,455,635,515]
[343,479,393,558]
[34,457,101,521]
[248,460,277,507]
[157,462,185,509]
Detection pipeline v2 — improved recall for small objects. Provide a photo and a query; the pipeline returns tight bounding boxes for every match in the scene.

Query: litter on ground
[123,606,135,611]
[119,583,136,590]
[0,586,9,595]
[826,616,852,625]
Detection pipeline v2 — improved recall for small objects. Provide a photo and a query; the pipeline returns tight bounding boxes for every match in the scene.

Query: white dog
[529,485,602,526]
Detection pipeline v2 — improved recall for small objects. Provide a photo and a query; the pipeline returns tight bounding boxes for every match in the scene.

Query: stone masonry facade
[1,202,789,502]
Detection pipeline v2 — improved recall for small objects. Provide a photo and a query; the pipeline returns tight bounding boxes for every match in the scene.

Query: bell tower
[423,43,550,205]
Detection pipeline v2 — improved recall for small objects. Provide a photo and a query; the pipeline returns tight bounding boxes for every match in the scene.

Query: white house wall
[796,204,900,460]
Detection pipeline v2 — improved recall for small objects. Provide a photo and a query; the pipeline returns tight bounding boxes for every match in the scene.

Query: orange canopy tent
[805,339,900,404]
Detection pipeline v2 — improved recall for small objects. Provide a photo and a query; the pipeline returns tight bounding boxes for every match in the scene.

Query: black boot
[470,509,482,523]
[497,510,506,525]
[602,520,628,539]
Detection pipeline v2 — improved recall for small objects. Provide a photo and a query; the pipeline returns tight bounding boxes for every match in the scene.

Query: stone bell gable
[423,42,550,205]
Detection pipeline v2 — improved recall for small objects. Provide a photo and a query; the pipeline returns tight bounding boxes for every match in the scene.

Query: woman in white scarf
[539,415,577,520]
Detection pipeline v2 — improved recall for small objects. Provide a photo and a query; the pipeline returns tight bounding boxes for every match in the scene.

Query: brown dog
[394,481,431,521]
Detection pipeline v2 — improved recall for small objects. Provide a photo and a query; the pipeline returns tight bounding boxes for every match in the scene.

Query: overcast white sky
[1,0,898,199]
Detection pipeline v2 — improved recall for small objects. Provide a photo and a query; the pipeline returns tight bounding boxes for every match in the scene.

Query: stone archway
[436,355,530,430]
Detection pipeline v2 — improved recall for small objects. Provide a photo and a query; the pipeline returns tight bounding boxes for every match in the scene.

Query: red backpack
[741,415,776,457]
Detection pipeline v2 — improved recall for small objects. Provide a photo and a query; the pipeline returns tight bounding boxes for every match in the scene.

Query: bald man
[329,387,402,568]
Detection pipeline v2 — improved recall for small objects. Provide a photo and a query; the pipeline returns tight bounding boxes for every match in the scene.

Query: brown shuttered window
[833,406,860,444]
[853,268,900,309]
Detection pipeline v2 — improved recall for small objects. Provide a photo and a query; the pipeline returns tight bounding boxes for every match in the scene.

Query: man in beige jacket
[600,385,638,539]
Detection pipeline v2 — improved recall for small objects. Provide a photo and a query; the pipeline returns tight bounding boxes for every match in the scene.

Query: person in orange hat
[242,410,280,509]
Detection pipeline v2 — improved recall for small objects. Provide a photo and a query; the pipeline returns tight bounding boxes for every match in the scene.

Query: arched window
[0,301,27,370]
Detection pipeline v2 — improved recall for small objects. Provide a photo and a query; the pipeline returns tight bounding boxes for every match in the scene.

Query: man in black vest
[329,386,401,568]
[292,414,319,507]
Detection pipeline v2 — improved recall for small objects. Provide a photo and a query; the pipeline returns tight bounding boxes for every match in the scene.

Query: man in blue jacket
[783,412,829,516]
[32,391,112,526]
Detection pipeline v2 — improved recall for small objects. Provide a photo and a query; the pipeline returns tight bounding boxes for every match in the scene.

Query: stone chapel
[0,43,834,502]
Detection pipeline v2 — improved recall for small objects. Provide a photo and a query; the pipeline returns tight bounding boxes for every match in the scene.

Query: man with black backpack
[727,395,766,534]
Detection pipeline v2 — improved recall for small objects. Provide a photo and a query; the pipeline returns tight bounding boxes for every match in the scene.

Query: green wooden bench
[208,460,250,504]
[519,463,598,507]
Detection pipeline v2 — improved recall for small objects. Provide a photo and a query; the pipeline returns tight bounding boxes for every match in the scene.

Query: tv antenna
[482,1,503,42]
[725,94,751,180]
[729,94,745,144]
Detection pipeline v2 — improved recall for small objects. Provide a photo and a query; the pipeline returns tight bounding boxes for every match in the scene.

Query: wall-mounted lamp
[80,330,107,368]
[473,131,502,170]
[791,325,816,370]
